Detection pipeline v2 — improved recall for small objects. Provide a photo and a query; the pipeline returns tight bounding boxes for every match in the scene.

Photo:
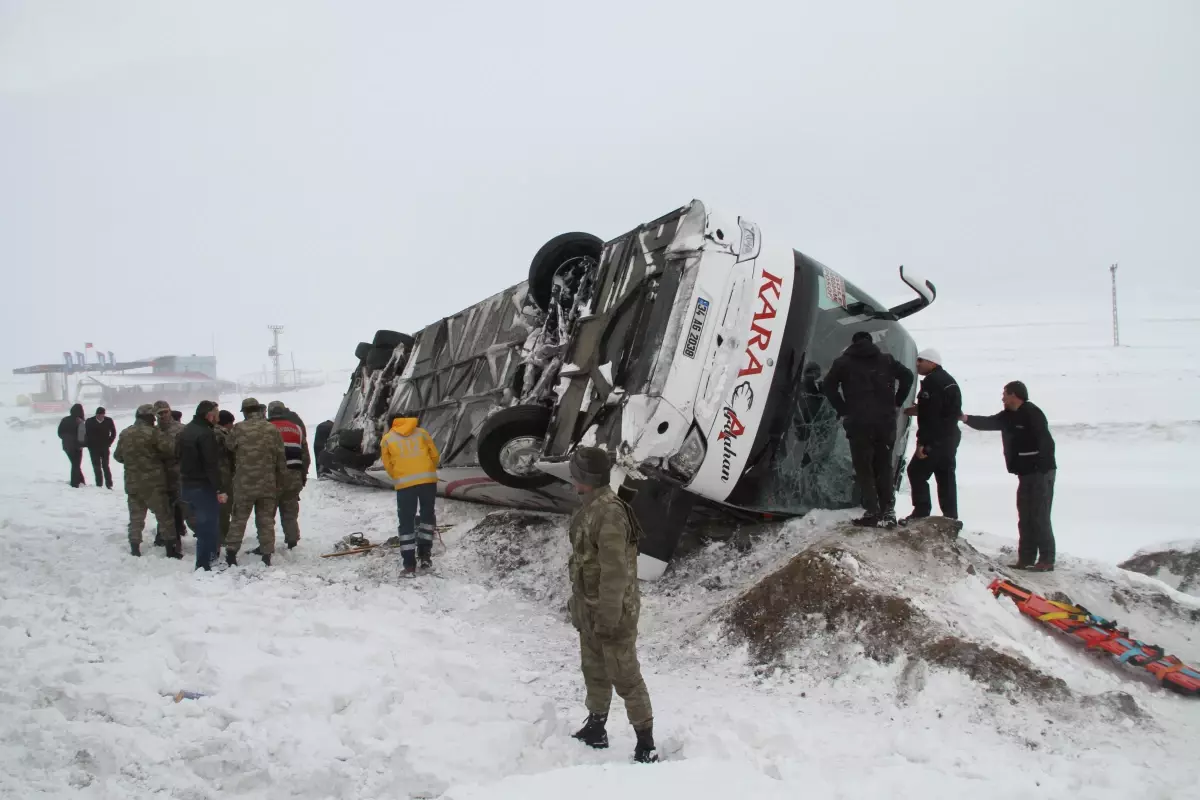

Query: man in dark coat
[903,349,962,521]
[56,404,87,487]
[823,331,915,528]
[85,407,118,489]
[177,400,227,571]
[963,381,1057,571]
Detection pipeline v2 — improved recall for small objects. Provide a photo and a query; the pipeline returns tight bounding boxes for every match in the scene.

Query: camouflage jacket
[213,426,236,494]
[229,412,286,498]
[157,417,185,484]
[567,487,641,637]
[112,419,175,496]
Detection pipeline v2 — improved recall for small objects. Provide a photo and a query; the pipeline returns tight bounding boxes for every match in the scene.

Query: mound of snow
[1119,539,1200,597]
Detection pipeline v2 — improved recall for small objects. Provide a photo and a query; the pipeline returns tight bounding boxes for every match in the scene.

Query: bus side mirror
[888,265,937,320]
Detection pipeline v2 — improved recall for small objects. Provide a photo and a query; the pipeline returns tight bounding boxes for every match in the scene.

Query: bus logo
[682,297,710,359]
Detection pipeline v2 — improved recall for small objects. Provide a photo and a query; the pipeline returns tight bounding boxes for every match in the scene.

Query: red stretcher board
[989,578,1200,697]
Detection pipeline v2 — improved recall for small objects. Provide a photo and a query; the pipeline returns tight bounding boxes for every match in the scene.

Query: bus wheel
[477,405,556,489]
[354,342,372,362]
[527,232,603,312]
[373,330,414,350]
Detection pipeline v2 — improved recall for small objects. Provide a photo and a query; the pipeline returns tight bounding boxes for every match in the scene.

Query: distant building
[153,355,217,379]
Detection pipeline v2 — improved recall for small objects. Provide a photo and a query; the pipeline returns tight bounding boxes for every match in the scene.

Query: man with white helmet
[902,348,962,521]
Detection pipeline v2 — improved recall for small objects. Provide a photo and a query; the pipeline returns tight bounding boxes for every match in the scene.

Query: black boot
[153,533,165,547]
[262,553,272,567]
[249,546,263,556]
[165,540,183,560]
[572,712,609,749]
[633,725,659,763]
[287,541,297,550]
[226,549,238,567]
[130,542,141,557]
[851,513,880,527]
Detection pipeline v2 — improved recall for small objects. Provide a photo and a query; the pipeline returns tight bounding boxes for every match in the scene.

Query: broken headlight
[666,426,707,481]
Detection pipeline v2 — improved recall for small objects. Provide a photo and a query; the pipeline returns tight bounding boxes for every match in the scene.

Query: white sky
[2,0,1197,381]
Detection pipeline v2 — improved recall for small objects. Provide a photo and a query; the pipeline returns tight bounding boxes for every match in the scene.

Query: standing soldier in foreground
[225,398,286,567]
[113,404,178,558]
[822,331,915,529]
[902,348,962,522]
[962,381,1058,572]
[566,447,657,764]
[213,410,237,551]
[153,400,192,544]
[267,400,309,549]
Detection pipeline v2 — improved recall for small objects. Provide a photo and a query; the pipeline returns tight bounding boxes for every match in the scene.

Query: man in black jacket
[57,404,87,487]
[963,381,1057,571]
[85,407,118,489]
[177,400,228,570]
[903,349,961,521]
[823,331,915,528]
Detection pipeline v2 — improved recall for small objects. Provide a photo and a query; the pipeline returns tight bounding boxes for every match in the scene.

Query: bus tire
[527,232,603,312]
[337,428,365,451]
[373,330,414,349]
[477,405,556,489]
[354,342,372,362]
[365,346,394,370]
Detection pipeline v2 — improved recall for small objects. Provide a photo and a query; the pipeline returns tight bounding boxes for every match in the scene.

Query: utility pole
[267,325,284,387]
[1109,263,1119,347]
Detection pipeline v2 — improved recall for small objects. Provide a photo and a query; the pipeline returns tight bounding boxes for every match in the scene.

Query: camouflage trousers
[226,494,278,555]
[578,627,653,730]
[277,470,305,546]
[127,489,174,547]
[218,492,232,548]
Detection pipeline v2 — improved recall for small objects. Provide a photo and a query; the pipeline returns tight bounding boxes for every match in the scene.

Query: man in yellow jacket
[380,413,441,576]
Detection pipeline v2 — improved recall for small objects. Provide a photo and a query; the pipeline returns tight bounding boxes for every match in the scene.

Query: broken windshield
[733,257,915,515]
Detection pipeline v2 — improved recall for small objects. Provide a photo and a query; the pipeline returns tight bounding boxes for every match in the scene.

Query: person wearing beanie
[113,404,178,558]
[823,331,915,528]
[84,407,118,489]
[963,382,1058,571]
[57,403,88,487]
[380,412,440,575]
[214,409,237,549]
[902,348,962,522]
[225,398,287,567]
[177,400,227,570]
[566,446,658,764]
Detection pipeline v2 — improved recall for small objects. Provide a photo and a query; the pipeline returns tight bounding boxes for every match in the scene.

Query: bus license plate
[683,297,710,359]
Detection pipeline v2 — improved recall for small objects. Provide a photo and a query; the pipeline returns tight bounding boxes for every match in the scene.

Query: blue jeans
[181,485,220,570]
[396,483,437,568]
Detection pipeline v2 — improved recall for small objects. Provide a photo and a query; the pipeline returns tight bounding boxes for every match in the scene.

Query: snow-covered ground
[3,314,1199,798]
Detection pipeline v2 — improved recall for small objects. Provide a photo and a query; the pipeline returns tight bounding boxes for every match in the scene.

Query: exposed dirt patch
[919,637,1069,700]
[723,543,1071,702]
[1118,547,1200,596]
[457,510,568,604]
[726,547,922,664]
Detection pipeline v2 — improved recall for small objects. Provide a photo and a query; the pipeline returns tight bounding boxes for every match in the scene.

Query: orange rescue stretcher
[989,578,1200,697]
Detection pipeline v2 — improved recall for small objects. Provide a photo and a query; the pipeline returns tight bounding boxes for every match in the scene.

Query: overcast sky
[2,0,1197,382]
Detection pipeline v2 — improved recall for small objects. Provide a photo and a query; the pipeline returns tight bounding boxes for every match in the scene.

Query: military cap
[267,400,286,414]
[152,400,172,412]
[569,446,612,488]
[136,403,156,417]
[241,397,264,412]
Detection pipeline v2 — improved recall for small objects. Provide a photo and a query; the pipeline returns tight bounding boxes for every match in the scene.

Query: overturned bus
[319,200,936,578]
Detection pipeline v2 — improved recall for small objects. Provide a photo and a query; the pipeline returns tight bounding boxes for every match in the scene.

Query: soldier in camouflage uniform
[113,404,179,558]
[566,447,658,764]
[153,400,195,543]
[267,400,309,549]
[225,398,286,566]
[213,409,237,549]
